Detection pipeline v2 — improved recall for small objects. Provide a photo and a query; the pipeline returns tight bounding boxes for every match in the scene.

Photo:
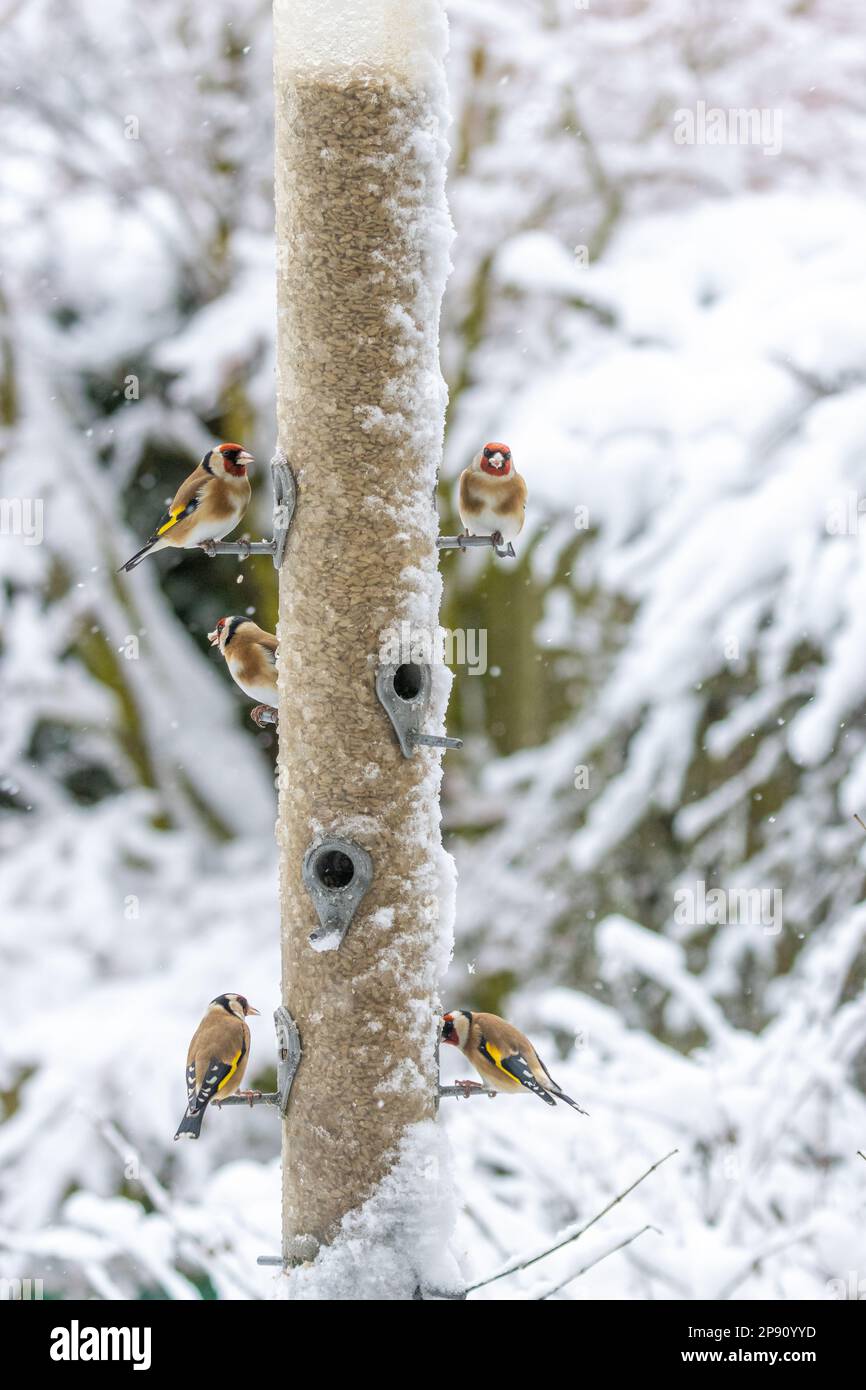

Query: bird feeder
[273,0,453,1271]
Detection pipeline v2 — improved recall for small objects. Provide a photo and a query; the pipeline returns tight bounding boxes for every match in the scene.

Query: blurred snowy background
[2,0,866,1299]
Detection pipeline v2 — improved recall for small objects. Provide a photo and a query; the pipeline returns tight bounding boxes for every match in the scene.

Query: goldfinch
[441,1009,587,1112]
[175,993,260,1140]
[457,442,527,547]
[208,616,277,725]
[119,443,253,572]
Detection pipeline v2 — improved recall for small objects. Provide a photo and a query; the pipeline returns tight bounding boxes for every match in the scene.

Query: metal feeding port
[375,661,463,758]
[302,836,373,952]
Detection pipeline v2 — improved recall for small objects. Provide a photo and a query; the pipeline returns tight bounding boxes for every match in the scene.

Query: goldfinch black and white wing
[528,1047,588,1113]
[481,1039,557,1106]
[175,1055,241,1140]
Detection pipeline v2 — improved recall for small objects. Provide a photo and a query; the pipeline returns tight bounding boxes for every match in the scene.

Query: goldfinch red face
[208,615,246,653]
[215,442,253,477]
[477,442,512,477]
[441,1011,470,1050]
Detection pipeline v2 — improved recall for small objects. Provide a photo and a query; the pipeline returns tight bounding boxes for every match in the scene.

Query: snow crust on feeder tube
[273,0,447,86]
[272,0,456,1294]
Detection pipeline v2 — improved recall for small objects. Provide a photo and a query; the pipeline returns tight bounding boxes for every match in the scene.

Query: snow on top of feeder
[272,0,447,86]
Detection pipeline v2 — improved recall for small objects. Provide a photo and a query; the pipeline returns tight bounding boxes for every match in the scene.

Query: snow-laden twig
[535,1224,659,1300]
[465,1148,677,1294]
[97,1117,169,1216]
[95,1116,262,1300]
[714,1224,816,1302]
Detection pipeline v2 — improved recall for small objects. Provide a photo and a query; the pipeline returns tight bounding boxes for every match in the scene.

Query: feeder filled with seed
[272,0,454,1262]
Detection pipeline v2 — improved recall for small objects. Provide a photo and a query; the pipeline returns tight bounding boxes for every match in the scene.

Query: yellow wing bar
[216,1049,243,1092]
[156,506,187,537]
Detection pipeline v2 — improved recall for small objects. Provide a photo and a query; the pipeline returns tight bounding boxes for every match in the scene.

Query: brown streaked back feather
[498,470,527,518]
[458,468,486,518]
[168,465,212,516]
[230,622,277,656]
[187,1011,248,1091]
[168,473,250,545]
[459,468,526,518]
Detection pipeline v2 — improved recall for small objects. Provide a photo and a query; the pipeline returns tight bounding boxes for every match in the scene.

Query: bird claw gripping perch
[205,537,251,560]
[228,1089,263,1107]
[375,661,463,758]
[215,1091,278,1108]
[437,534,516,560]
[435,1028,497,1103]
[197,449,296,567]
[438,1082,498,1100]
[302,837,374,952]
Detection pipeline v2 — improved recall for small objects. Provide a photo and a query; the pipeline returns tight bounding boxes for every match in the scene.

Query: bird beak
[246,1005,261,1016]
[207,628,220,646]
[239,450,254,472]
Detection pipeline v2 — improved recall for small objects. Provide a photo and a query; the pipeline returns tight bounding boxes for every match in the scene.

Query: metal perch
[438,534,516,559]
[416,732,463,750]
[438,1083,498,1099]
[216,1091,279,1108]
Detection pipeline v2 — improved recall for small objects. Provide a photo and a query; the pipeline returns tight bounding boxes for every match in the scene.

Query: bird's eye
[483,448,492,459]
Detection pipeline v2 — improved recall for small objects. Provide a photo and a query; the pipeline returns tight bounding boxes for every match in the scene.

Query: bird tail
[174,1104,206,1140]
[118,538,157,572]
[554,1088,588,1116]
